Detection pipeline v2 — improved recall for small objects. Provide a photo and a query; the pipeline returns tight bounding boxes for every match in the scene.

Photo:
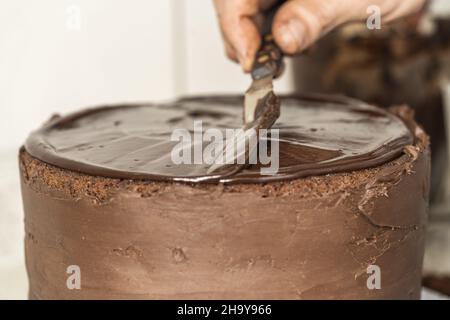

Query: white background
[0,0,449,299]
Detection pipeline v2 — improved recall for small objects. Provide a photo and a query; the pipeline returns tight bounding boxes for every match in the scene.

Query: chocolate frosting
[25,94,413,183]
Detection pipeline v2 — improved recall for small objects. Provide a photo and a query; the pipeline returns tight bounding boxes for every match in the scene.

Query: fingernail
[241,57,253,72]
[237,51,253,73]
[278,20,305,53]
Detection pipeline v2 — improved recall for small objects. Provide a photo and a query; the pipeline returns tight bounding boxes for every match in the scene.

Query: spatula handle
[251,1,285,81]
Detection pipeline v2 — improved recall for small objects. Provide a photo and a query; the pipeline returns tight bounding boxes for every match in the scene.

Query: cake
[20,94,430,299]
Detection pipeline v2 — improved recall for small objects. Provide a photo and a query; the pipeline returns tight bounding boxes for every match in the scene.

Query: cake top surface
[25,94,413,184]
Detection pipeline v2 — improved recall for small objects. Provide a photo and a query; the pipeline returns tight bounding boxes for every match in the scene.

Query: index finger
[214,0,277,72]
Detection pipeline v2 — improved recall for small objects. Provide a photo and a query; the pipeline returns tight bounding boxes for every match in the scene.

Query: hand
[213,0,427,72]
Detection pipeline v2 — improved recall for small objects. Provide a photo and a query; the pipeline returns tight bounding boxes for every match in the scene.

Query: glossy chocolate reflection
[25,94,413,184]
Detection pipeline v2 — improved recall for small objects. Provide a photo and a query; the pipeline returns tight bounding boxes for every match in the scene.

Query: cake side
[20,106,430,299]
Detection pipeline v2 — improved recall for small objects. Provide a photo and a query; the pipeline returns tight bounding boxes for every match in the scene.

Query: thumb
[273,0,347,54]
[272,0,426,55]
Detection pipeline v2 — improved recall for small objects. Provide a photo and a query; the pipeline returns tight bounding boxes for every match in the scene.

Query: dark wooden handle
[251,1,285,80]
[251,34,284,80]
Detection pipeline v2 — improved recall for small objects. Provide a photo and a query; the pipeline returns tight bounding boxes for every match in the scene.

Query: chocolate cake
[20,94,430,299]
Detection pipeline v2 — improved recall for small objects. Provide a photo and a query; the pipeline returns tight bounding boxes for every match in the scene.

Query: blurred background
[0,0,449,299]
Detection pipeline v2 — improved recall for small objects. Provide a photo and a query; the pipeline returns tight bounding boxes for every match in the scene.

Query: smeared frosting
[25,94,413,184]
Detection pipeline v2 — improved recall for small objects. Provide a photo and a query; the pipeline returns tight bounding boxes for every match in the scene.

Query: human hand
[213,0,427,72]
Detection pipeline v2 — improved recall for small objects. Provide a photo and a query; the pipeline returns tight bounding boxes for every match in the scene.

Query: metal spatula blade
[206,3,285,177]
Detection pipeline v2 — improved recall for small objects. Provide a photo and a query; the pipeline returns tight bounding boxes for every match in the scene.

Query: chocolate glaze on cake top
[25,94,413,184]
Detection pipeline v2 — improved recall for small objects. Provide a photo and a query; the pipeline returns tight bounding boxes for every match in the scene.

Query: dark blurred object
[292,15,450,206]
[423,275,450,296]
